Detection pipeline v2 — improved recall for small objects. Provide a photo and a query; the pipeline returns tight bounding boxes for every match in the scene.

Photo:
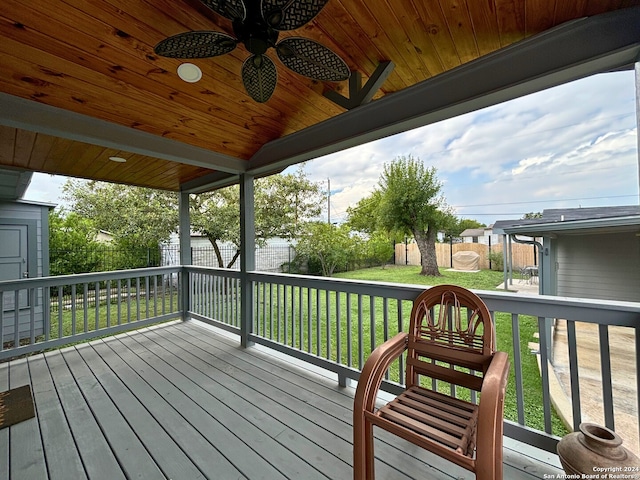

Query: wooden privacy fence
[394,242,537,270]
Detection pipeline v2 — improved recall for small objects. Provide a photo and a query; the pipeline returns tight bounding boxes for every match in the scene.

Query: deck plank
[7,358,47,480]
[61,344,167,479]
[90,337,252,479]
[75,341,210,480]
[113,331,334,480]
[27,354,87,480]
[155,323,456,479]
[43,350,125,480]
[1,320,564,480]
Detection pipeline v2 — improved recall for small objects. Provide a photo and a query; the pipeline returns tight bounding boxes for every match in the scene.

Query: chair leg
[353,416,375,480]
[364,421,375,479]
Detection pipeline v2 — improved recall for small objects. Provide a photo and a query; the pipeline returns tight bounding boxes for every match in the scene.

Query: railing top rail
[245,271,640,326]
[0,266,182,290]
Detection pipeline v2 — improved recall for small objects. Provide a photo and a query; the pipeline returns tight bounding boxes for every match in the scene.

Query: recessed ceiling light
[177,63,202,83]
[109,156,127,163]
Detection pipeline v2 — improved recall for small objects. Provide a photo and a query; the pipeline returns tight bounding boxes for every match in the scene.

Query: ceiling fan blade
[200,0,246,21]
[154,31,238,58]
[242,54,277,103]
[262,0,328,30]
[276,37,349,81]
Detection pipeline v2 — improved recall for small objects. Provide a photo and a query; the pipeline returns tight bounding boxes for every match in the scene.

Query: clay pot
[557,423,640,474]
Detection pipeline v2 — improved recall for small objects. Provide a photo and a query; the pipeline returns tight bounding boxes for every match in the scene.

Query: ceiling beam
[323,61,395,110]
[248,7,640,176]
[0,94,248,175]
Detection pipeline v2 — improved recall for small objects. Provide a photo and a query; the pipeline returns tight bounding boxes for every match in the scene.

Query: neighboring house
[459,225,499,245]
[0,168,55,343]
[95,229,114,243]
[493,206,640,302]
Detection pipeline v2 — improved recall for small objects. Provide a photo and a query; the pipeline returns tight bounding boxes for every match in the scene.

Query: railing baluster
[12,290,19,347]
[270,283,274,340]
[106,281,111,328]
[58,286,63,339]
[383,298,389,381]
[346,292,352,368]
[325,288,331,359]
[358,294,363,369]
[299,286,303,351]
[511,313,525,425]
[537,316,553,434]
[599,324,615,430]
[370,295,375,354]
[566,320,582,430]
[291,285,296,348]
[127,278,132,323]
[283,285,288,346]
[71,284,77,335]
[29,288,35,345]
[117,279,122,325]
[315,289,321,356]
[397,300,404,385]
[336,291,341,364]
[307,287,312,353]
[145,276,150,319]
[82,282,88,331]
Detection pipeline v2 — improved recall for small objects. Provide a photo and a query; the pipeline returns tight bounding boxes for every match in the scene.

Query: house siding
[0,201,50,342]
[556,232,640,302]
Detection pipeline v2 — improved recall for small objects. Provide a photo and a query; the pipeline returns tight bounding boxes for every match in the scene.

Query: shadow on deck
[0,320,562,479]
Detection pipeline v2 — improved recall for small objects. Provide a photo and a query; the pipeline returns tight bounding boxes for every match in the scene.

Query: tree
[49,210,102,275]
[62,180,178,248]
[191,168,323,268]
[295,222,357,276]
[377,156,450,276]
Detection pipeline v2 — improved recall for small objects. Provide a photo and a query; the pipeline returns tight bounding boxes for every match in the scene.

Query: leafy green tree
[359,231,394,268]
[62,180,178,248]
[377,155,450,276]
[295,222,358,276]
[49,210,102,275]
[191,168,323,268]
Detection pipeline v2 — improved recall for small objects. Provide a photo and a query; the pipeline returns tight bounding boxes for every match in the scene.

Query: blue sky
[26,70,639,227]
[291,69,639,225]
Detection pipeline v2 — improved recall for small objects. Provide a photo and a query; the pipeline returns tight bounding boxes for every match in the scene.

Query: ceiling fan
[154,0,351,103]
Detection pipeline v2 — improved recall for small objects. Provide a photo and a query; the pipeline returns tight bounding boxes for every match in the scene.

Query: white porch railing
[2,266,639,455]
[187,267,640,454]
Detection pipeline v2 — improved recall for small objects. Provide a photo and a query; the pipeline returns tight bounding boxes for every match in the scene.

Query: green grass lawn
[333,265,569,437]
[334,264,506,290]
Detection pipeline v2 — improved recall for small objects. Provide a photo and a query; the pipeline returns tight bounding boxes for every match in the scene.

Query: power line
[452,194,638,209]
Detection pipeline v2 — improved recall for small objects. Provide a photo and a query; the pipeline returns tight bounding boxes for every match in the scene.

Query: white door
[0,225,28,310]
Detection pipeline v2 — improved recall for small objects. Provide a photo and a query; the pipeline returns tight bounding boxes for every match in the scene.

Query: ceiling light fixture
[177,63,202,83]
[109,156,127,163]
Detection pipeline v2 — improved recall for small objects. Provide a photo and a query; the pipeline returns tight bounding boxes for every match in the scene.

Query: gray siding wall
[0,202,48,342]
[556,232,640,302]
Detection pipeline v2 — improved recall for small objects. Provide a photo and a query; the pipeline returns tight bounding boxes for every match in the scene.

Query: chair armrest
[476,351,510,441]
[354,332,408,413]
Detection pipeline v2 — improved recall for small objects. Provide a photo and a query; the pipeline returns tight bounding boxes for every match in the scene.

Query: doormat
[0,385,35,429]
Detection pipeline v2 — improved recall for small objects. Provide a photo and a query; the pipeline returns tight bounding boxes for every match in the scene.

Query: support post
[240,173,256,348]
[179,191,191,321]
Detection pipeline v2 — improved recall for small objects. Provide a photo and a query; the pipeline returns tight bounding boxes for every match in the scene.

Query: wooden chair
[353,285,510,480]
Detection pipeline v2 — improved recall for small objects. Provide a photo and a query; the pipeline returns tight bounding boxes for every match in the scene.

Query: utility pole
[327,178,331,224]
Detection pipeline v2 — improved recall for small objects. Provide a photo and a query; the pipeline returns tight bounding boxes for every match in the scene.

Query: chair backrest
[405,285,496,392]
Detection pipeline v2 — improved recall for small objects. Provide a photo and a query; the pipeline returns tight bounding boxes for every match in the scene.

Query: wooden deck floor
[0,320,563,479]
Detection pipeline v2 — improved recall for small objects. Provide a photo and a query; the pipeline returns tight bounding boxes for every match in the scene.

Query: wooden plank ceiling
[0,0,638,192]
